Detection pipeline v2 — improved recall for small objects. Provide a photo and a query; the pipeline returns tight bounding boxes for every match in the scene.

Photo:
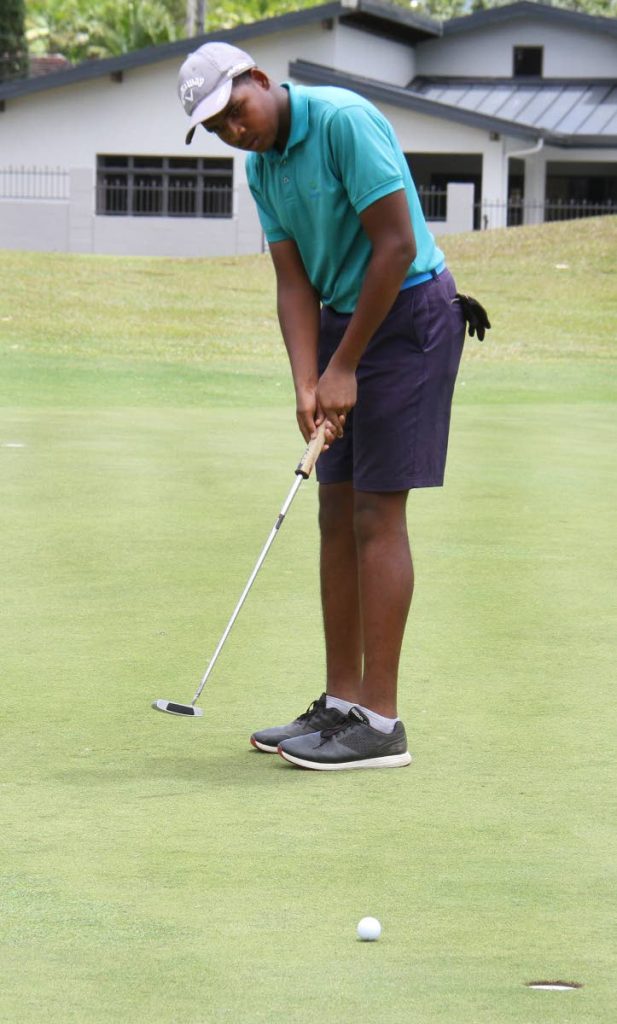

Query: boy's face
[201,70,284,152]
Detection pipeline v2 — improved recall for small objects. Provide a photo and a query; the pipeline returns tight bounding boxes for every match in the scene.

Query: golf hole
[526,980,583,991]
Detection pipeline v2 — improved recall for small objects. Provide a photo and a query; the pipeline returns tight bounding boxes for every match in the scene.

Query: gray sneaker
[250,693,348,753]
[277,706,412,771]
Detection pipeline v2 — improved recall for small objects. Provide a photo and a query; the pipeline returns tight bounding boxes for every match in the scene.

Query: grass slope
[1,217,616,1024]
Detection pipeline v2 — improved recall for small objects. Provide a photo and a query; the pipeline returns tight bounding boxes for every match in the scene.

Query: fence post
[445,183,474,234]
[68,168,95,253]
[521,149,545,226]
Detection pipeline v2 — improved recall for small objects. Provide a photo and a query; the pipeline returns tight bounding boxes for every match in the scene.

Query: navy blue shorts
[316,268,466,492]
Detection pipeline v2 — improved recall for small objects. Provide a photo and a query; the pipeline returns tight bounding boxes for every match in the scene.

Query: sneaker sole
[278,749,412,771]
[250,737,279,753]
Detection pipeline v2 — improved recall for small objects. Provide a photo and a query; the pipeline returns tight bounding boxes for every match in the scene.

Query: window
[96,155,233,217]
[513,46,543,77]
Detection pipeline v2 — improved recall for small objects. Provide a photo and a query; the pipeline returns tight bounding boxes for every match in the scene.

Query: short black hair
[231,70,254,89]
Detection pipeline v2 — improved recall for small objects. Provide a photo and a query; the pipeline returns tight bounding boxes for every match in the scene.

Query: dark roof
[338,0,440,44]
[291,59,538,141]
[291,60,617,148]
[0,1,438,103]
[411,77,617,145]
[444,0,617,38]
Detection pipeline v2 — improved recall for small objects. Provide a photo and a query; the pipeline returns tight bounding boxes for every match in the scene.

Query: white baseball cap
[178,42,256,144]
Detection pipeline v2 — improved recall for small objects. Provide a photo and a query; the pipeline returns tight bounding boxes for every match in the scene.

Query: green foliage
[26,0,180,61]
[22,0,617,62]
[408,0,617,16]
[206,0,318,31]
[24,0,322,61]
[407,0,466,17]
[0,0,28,81]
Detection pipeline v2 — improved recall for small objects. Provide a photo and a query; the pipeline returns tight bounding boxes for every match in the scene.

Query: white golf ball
[357,916,381,941]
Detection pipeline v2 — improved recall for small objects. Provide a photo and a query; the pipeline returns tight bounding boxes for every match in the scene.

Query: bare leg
[319,482,363,703]
[354,490,413,718]
[319,484,413,718]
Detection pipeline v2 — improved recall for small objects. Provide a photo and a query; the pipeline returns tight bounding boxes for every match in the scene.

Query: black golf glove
[453,293,491,341]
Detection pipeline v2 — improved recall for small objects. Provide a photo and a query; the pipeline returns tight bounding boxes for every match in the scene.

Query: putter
[152,424,326,717]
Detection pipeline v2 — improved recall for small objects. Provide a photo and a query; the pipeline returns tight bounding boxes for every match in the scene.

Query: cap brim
[184,78,233,145]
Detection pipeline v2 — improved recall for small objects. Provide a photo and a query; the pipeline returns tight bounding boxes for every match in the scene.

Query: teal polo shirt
[246,83,444,313]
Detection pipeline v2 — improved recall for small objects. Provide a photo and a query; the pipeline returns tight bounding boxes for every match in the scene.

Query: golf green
[1,217,616,1023]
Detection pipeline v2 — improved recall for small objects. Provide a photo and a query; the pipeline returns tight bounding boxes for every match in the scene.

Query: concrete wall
[332,22,416,85]
[0,175,264,257]
[0,199,70,251]
[0,173,474,256]
[92,181,263,257]
[417,20,617,78]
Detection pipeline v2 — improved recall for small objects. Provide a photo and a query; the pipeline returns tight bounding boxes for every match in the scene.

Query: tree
[25,0,318,60]
[23,0,617,65]
[186,0,206,35]
[1,0,28,81]
[411,0,617,14]
[26,0,182,62]
[205,0,318,31]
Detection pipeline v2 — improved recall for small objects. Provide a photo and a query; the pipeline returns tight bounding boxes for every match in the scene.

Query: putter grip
[295,423,327,479]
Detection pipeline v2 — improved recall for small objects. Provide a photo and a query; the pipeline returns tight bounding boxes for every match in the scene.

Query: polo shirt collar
[264,82,308,162]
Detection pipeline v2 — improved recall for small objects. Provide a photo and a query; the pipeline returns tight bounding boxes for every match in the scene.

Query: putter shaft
[190,426,326,706]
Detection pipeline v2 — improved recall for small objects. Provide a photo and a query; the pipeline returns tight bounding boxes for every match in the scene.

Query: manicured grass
[1,217,616,1023]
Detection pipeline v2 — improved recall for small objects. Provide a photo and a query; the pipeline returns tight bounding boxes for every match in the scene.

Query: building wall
[0,20,414,176]
[91,182,263,257]
[386,103,491,154]
[417,21,617,78]
[1,13,615,256]
[0,19,439,259]
[331,22,416,85]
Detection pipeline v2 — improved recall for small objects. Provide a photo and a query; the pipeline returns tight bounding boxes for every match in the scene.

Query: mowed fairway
[1,217,616,1024]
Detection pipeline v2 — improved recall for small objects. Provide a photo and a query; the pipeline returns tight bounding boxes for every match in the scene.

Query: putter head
[152,699,204,717]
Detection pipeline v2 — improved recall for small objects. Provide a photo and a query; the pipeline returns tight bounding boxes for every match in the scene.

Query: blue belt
[401,260,446,290]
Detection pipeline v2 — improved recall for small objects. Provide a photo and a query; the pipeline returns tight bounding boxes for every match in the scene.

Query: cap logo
[180,75,205,109]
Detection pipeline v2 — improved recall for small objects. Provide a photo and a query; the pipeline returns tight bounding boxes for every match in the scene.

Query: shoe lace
[296,696,325,723]
[318,716,356,745]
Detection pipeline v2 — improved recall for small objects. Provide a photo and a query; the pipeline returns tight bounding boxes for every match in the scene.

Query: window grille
[96,155,233,218]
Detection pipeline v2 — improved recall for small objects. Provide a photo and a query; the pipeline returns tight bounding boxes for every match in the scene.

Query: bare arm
[316,189,416,432]
[269,238,324,442]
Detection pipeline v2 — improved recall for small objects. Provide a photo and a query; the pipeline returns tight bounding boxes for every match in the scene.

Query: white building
[0,0,615,256]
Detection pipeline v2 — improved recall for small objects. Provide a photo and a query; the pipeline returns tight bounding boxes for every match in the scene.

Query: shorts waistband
[323,261,447,315]
[401,260,446,290]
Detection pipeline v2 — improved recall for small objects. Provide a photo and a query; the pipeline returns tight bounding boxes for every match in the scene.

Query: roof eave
[549,134,617,149]
[443,0,617,38]
[340,0,441,43]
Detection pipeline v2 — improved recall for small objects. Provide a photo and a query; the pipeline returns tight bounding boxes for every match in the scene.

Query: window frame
[96,155,234,219]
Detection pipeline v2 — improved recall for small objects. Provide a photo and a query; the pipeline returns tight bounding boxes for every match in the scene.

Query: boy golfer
[178,42,489,770]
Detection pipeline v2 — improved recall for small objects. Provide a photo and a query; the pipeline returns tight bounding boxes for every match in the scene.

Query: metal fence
[95,178,233,218]
[2,167,615,231]
[476,197,617,229]
[0,165,70,200]
[418,186,448,222]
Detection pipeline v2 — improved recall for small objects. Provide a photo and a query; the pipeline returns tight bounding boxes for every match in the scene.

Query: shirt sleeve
[326,105,405,215]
